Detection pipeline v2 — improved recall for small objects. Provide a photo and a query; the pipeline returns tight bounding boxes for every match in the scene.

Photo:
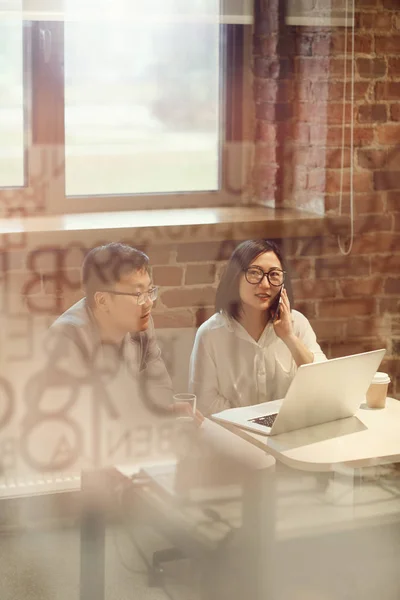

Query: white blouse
[189,310,327,416]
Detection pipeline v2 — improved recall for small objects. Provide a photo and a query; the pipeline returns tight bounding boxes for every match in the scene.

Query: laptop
[211,349,386,436]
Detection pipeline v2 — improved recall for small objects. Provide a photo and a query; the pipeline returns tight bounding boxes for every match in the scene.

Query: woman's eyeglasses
[244,267,285,287]
[100,286,158,305]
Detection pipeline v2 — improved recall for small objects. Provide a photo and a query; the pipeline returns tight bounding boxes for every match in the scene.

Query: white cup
[366,372,390,409]
[173,393,197,422]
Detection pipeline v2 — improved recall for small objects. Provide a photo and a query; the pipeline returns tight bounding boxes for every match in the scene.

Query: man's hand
[167,401,204,426]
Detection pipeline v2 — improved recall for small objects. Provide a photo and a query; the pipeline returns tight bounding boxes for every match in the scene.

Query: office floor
[0,468,399,600]
[0,524,199,600]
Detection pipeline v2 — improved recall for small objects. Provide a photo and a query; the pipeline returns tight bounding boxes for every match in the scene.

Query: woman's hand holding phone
[272,287,294,340]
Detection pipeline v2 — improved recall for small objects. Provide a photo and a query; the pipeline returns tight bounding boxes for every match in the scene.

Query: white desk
[216,397,400,600]
[218,397,400,472]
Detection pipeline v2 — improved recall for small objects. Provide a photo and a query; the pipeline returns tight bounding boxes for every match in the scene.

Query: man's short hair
[82,243,149,305]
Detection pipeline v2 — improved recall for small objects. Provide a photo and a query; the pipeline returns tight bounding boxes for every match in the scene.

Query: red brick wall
[252,0,400,396]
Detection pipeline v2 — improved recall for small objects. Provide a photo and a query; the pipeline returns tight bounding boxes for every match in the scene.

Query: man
[22,243,201,473]
[48,242,202,419]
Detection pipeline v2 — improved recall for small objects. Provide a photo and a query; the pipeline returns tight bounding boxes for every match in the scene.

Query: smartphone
[271,285,284,323]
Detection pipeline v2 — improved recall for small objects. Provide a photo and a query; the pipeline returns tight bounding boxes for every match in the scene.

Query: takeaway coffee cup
[366,372,390,409]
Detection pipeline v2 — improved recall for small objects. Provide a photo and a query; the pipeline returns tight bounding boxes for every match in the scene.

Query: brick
[330,32,374,55]
[329,340,385,359]
[312,35,331,57]
[390,105,400,122]
[326,171,373,194]
[375,35,400,54]
[309,319,345,342]
[255,102,275,121]
[293,146,325,169]
[339,277,384,297]
[256,102,292,122]
[325,148,351,169]
[376,82,400,101]
[377,124,400,145]
[356,214,393,233]
[353,193,385,215]
[319,298,376,319]
[346,317,387,339]
[292,279,336,300]
[255,143,277,165]
[293,301,317,320]
[359,13,393,30]
[379,298,400,314]
[254,79,278,103]
[253,8,278,37]
[296,57,330,80]
[253,34,278,57]
[357,0,379,6]
[325,193,385,216]
[371,254,400,274]
[387,191,400,212]
[294,123,310,144]
[329,58,353,78]
[177,241,239,263]
[328,82,370,103]
[357,149,387,169]
[296,34,313,56]
[356,58,387,79]
[350,232,400,254]
[358,104,387,123]
[374,171,400,191]
[385,277,400,294]
[138,244,174,266]
[253,164,278,188]
[298,81,328,102]
[195,306,215,328]
[255,122,277,144]
[161,286,216,309]
[152,309,194,329]
[292,166,308,191]
[290,257,314,280]
[307,169,326,193]
[320,126,374,147]
[299,236,340,257]
[254,57,280,79]
[185,264,216,285]
[315,256,370,278]
[152,266,183,287]
[383,0,400,9]
[387,57,400,77]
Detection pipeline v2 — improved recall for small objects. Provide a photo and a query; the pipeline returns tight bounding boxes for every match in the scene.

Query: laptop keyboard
[249,413,278,428]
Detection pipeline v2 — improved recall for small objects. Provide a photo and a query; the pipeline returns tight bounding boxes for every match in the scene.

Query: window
[0,6,24,188]
[0,0,252,214]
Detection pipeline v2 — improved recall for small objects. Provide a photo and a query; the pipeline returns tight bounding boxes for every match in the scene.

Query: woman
[189,239,326,416]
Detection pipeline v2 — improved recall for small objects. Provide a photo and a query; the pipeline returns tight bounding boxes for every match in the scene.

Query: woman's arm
[189,330,231,417]
[273,288,326,367]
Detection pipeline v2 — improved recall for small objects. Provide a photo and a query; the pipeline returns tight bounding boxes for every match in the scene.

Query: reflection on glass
[0,3,24,188]
[64,0,220,197]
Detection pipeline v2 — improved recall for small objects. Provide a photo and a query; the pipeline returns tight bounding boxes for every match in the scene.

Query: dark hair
[82,243,149,306]
[215,239,294,320]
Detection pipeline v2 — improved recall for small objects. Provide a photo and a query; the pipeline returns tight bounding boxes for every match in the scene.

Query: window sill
[0,206,343,246]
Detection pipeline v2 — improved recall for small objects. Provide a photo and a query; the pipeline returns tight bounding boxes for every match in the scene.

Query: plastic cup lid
[371,371,390,384]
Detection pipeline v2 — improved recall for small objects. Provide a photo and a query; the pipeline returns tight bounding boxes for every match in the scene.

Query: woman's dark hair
[215,239,294,320]
[82,242,149,306]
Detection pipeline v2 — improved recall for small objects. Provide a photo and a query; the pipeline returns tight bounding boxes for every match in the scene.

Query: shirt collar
[221,311,274,346]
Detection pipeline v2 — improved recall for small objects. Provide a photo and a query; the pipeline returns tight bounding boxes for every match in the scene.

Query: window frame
[0,17,252,216]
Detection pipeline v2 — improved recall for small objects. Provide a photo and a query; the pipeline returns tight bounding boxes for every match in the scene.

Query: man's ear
[93,291,109,312]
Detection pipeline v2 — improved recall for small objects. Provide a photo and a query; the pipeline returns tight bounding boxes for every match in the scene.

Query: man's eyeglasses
[244,267,285,287]
[100,286,158,305]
